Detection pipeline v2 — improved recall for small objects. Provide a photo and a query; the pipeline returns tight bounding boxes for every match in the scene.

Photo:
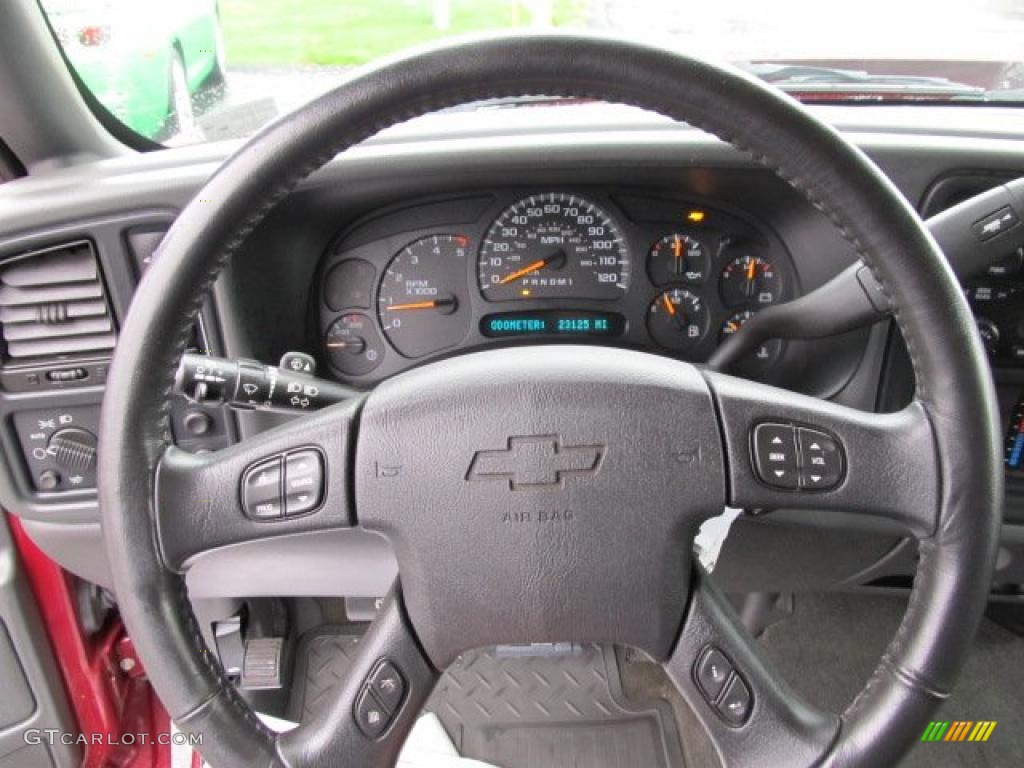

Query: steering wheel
[99,35,1003,768]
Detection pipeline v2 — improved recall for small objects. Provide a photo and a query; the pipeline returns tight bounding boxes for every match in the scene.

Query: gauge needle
[497,251,564,285]
[661,293,677,316]
[745,258,758,281]
[672,235,684,274]
[385,297,457,311]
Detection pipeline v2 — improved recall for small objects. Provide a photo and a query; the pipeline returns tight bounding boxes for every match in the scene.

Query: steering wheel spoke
[154,398,362,570]
[276,584,438,768]
[704,371,940,537]
[664,569,839,768]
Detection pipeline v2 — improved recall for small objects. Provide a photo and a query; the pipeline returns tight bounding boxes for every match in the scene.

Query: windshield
[39,0,1024,147]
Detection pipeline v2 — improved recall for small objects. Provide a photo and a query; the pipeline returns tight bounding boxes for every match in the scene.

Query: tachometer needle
[384,297,457,311]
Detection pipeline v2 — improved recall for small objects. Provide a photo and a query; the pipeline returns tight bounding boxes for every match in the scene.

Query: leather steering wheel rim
[99,34,1003,768]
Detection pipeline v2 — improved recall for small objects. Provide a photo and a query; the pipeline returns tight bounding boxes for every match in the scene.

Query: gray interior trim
[17,519,111,589]
[185,528,397,599]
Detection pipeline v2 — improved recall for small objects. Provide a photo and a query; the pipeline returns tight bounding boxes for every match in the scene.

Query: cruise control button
[752,423,798,489]
[284,450,324,516]
[369,660,406,713]
[797,428,843,490]
[695,647,733,702]
[717,675,752,726]
[242,458,282,519]
[354,687,390,738]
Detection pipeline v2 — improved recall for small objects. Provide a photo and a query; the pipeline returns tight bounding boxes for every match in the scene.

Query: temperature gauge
[720,252,782,307]
[647,233,710,285]
[325,313,384,376]
[720,310,783,373]
[647,288,708,352]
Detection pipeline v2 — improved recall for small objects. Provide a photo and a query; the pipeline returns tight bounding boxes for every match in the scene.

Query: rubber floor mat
[289,630,685,768]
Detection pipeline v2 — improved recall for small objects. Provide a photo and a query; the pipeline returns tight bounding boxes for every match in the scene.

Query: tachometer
[478,193,629,300]
[378,234,470,358]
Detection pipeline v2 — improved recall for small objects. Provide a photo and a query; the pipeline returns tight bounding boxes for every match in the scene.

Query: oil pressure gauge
[647,233,710,285]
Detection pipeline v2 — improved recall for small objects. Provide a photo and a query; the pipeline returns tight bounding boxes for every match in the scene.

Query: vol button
[797,428,843,490]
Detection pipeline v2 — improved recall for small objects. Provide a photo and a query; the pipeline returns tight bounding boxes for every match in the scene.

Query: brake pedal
[241,637,285,690]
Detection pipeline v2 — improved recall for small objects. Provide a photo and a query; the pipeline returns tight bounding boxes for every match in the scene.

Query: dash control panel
[752,423,844,491]
[12,406,100,492]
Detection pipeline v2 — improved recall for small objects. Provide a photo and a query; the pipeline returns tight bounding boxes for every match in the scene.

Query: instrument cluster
[317,191,798,385]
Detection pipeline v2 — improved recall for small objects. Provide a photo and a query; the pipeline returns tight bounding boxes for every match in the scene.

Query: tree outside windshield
[40,0,1024,147]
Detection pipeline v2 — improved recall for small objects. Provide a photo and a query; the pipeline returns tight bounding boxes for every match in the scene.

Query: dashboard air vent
[0,241,116,360]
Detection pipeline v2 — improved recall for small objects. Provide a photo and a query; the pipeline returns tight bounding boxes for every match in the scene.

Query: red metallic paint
[8,515,173,768]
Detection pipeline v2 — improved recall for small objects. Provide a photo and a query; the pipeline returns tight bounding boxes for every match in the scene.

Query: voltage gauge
[720,252,782,307]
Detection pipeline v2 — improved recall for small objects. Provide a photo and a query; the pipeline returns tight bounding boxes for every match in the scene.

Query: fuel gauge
[647,288,708,352]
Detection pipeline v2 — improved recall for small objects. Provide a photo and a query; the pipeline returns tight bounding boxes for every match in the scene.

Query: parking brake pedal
[241,637,285,690]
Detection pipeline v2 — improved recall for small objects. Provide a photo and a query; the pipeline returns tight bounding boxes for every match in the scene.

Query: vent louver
[0,241,116,360]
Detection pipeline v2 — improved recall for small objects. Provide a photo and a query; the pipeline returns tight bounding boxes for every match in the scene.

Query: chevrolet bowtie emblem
[466,435,605,490]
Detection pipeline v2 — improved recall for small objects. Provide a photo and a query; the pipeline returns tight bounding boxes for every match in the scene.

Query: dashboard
[0,102,1023,599]
[319,190,796,385]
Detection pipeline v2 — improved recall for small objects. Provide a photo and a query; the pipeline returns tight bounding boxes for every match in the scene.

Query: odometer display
[481,310,625,338]
[478,193,630,301]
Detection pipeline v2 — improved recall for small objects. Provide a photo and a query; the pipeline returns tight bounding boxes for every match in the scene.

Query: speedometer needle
[497,251,565,285]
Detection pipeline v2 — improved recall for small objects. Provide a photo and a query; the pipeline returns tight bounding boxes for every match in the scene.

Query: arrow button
[797,427,844,490]
[284,449,324,516]
[752,423,798,489]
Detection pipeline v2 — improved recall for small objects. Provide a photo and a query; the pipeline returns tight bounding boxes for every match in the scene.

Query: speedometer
[478,193,630,301]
